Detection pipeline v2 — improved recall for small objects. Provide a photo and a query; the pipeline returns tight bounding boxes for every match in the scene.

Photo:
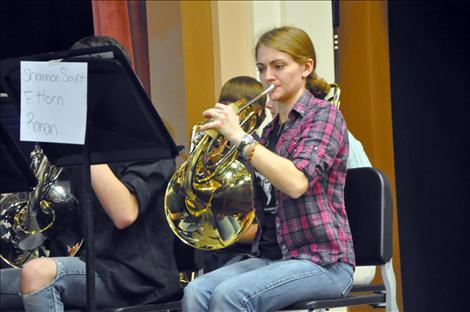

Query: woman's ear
[302,58,314,78]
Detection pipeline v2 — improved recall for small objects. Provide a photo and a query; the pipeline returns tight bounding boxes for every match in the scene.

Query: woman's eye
[275,64,285,70]
[257,67,265,73]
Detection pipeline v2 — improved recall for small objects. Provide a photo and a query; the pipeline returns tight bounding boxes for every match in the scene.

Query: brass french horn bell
[0,145,82,268]
[164,84,274,250]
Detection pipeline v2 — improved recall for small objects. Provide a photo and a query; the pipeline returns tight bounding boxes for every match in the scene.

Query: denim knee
[183,276,207,298]
[182,279,210,312]
[210,284,246,312]
[182,280,198,299]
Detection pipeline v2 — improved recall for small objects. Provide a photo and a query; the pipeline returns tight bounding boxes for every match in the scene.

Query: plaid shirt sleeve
[291,104,347,184]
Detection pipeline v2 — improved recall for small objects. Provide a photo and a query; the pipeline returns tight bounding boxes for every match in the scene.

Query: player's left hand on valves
[200,103,245,145]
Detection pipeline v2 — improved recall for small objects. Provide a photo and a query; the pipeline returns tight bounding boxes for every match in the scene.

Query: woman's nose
[263,67,275,81]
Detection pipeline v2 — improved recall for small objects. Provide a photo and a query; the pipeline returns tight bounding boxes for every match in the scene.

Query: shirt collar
[264,90,318,135]
[290,89,315,118]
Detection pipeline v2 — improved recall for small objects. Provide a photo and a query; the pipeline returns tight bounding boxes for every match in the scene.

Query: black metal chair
[282,167,399,311]
[96,300,181,312]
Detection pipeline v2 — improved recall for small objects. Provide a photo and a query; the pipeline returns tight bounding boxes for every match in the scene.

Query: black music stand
[0,46,178,311]
[0,123,37,193]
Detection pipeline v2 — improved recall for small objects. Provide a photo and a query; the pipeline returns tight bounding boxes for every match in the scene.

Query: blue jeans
[0,257,129,312]
[182,257,353,312]
[1,265,23,311]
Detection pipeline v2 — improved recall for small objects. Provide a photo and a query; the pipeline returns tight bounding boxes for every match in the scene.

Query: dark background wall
[0,0,93,59]
[0,0,94,91]
[389,2,470,311]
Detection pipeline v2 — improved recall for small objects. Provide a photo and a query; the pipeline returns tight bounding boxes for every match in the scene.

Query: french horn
[165,84,274,250]
[0,145,82,268]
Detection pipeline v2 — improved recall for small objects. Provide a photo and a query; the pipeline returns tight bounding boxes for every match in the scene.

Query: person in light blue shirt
[347,131,371,168]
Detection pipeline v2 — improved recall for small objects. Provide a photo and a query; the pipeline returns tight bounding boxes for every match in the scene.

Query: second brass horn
[164,84,273,250]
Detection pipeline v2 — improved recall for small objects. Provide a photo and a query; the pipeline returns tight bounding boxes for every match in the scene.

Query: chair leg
[381,259,399,312]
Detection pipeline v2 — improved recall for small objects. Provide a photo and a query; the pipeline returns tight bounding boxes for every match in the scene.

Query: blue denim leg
[0,267,23,311]
[21,257,129,312]
[182,257,270,312]
[183,257,353,312]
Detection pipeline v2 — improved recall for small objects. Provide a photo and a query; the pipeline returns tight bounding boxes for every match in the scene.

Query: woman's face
[256,44,313,107]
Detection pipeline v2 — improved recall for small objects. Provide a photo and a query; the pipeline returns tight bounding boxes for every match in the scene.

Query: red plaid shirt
[252,90,355,268]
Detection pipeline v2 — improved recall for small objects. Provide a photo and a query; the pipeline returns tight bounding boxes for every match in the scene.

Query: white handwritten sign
[20,61,87,144]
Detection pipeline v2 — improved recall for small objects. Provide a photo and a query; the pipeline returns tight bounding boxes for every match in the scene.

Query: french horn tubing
[164,84,274,250]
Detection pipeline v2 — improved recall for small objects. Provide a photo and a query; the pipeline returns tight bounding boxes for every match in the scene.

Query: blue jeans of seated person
[0,257,129,312]
[182,257,353,312]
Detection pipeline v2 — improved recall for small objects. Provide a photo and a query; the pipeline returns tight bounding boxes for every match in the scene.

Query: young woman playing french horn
[182,26,355,312]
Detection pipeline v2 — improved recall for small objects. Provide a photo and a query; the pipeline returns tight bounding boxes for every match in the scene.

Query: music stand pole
[81,130,96,311]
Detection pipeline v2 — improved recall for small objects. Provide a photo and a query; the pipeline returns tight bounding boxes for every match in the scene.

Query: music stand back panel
[0,46,178,166]
[0,124,37,193]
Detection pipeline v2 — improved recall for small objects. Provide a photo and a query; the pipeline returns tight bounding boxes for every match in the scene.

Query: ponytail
[306,73,331,99]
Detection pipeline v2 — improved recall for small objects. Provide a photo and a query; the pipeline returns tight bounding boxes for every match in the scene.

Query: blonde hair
[255,26,330,99]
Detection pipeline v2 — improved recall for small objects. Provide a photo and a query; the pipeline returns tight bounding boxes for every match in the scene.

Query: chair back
[345,167,393,265]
